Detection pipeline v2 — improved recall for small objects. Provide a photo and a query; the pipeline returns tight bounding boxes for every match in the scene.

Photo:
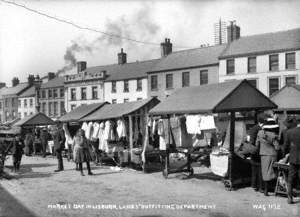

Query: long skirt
[260,155,276,181]
[74,147,92,163]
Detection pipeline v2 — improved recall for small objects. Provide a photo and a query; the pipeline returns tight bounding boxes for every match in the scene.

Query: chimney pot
[161,38,172,57]
[118,48,127,64]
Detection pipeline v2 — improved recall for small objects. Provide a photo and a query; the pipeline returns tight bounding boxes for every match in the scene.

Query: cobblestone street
[0,155,299,217]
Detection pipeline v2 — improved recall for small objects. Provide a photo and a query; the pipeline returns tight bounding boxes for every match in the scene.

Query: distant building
[148,38,226,99]
[219,27,300,96]
[0,86,8,123]
[214,19,227,45]
[39,76,65,119]
[18,86,36,119]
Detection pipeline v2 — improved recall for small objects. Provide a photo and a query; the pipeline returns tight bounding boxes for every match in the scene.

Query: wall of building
[219,50,300,96]
[148,65,219,99]
[104,78,148,104]
[2,96,18,122]
[65,82,104,112]
[18,96,36,119]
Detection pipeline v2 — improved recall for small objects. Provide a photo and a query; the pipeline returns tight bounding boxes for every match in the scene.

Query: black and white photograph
[0,0,300,216]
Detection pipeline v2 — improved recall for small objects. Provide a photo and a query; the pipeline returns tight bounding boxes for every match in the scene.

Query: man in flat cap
[284,115,300,204]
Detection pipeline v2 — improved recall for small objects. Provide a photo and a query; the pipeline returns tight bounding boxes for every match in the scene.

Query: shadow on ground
[0,184,36,217]
[5,163,54,179]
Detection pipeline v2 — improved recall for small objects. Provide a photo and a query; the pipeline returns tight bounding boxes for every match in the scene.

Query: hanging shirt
[98,122,106,151]
[91,122,100,140]
[117,119,126,138]
[186,115,202,134]
[63,123,73,148]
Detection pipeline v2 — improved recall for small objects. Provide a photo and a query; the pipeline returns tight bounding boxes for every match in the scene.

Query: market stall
[80,98,160,169]
[149,79,277,190]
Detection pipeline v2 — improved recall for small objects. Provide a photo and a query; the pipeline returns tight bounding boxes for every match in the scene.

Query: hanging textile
[81,122,88,132]
[186,115,202,134]
[158,119,169,150]
[116,119,126,138]
[63,123,73,149]
[223,121,247,151]
[104,120,115,141]
[91,122,100,140]
[98,122,106,151]
[200,115,216,130]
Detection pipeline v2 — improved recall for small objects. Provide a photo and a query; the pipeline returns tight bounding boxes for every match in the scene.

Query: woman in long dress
[255,118,279,196]
[73,129,93,176]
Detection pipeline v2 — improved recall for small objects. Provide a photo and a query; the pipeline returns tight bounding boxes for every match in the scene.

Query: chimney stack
[27,74,35,86]
[77,61,87,73]
[160,38,172,57]
[48,72,56,81]
[227,21,240,43]
[12,77,19,87]
[118,48,127,64]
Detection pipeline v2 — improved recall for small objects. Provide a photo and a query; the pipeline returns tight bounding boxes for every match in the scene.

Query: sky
[0,0,300,86]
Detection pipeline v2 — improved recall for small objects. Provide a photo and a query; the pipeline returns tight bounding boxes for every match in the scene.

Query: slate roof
[40,76,64,89]
[82,98,159,121]
[271,85,300,111]
[13,112,55,127]
[0,87,8,99]
[149,80,277,115]
[148,45,227,73]
[59,102,107,122]
[219,28,300,59]
[18,86,35,98]
[83,59,160,82]
[1,83,30,97]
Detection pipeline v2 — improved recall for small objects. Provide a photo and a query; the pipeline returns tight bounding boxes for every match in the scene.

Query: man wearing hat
[51,121,66,172]
[284,115,300,204]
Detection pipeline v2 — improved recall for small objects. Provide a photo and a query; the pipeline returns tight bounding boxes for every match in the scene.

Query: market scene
[0,1,300,217]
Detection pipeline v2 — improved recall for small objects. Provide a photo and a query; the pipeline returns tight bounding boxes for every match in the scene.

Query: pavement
[0,155,299,217]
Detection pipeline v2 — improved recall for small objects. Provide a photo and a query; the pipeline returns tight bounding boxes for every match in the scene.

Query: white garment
[81,122,88,132]
[92,122,100,139]
[98,122,106,151]
[116,119,126,138]
[104,121,115,140]
[200,115,216,130]
[186,115,202,134]
[85,122,93,140]
[63,123,73,149]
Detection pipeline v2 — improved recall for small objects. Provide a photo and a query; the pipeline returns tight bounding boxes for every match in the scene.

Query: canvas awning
[81,98,160,122]
[59,102,107,122]
[149,80,277,115]
[13,112,55,127]
[270,85,300,111]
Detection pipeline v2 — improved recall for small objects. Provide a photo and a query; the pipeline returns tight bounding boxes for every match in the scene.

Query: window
[53,89,58,98]
[48,102,52,116]
[29,99,33,107]
[112,99,117,104]
[70,88,76,101]
[226,59,235,74]
[42,102,46,114]
[137,79,142,91]
[285,76,296,85]
[137,98,142,101]
[18,100,21,107]
[111,81,116,93]
[286,52,295,70]
[70,104,76,111]
[54,102,58,116]
[24,99,27,108]
[60,101,66,115]
[166,74,173,89]
[24,112,27,117]
[269,77,280,96]
[123,80,129,92]
[41,90,46,98]
[124,98,129,103]
[150,75,158,91]
[200,70,208,85]
[92,86,98,99]
[182,72,190,87]
[269,54,279,71]
[247,79,257,88]
[81,87,87,100]
[248,57,256,73]
[48,89,52,98]
[60,88,64,98]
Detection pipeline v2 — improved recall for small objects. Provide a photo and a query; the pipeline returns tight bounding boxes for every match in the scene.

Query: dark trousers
[67,144,73,161]
[287,163,300,199]
[12,154,23,170]
[91,141,100,163]
[56,150,64,170]
[78,161,91,173]
[251,161,263,190]
[41,142,47,157]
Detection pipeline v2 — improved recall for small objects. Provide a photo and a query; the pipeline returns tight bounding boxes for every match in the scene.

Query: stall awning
[149,80,277,115]
[13,112,55,127]
[81,98,160,121]
[270,85,300,111]
[59,102,107,122]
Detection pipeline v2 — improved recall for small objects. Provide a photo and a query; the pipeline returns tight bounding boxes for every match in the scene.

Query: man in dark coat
[52,122,65,172]
[40,128,48,158]
[11,135,25,172]
[284,115,300,204]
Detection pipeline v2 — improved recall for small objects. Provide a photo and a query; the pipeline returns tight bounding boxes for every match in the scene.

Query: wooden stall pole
[142,114,149,172]
[129,115,133,166]
[228,111,235,189]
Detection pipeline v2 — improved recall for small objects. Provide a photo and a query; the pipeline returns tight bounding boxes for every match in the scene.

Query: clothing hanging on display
[91,122,100,140]
[63,123,73,149]
[81,122,88,132]
[117,119,126,138]
[85,122,93,140]
[98,122,106,151]
[186,115,202,134]
[104,120,115,141]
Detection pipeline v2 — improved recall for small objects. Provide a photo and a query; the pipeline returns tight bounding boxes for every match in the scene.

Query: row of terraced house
[0,22,299,123]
